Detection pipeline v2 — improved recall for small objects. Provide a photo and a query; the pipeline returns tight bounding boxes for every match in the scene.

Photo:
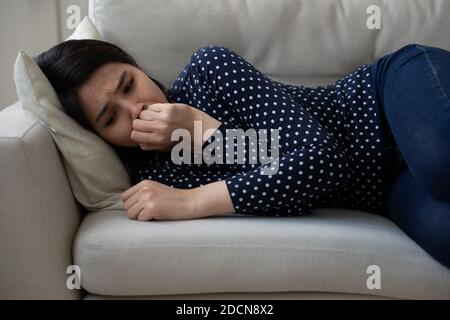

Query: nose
[119,100,147,121]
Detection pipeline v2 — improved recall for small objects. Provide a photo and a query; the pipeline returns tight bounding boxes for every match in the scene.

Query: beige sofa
[1,0,449,300]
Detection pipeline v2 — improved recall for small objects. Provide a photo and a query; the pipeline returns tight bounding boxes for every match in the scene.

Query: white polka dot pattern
[135,45,394,216]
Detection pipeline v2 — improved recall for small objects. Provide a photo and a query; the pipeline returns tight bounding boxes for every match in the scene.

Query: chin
[113,140,139,148]
[126,141,140,148]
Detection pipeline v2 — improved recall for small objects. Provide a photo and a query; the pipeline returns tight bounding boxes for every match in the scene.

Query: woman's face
[77,62,168,147]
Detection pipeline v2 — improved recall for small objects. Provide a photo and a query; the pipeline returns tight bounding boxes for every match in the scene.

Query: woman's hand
[130,102,199,152]
[121,179,235,221]
[121,179,198,221]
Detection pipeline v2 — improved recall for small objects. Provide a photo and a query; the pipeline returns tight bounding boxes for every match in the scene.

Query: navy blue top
[133,45,402,216]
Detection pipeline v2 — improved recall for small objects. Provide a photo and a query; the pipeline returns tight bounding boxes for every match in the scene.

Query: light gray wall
[0,0,88,110]
[58,0,89,40]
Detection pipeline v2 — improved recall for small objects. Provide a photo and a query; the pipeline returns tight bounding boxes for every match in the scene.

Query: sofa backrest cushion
[89,0,450,87]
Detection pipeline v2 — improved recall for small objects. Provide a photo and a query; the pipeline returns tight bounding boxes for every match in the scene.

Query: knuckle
[142,192,152,201]
[160,121,169,130]
[143,182,154,190]
[145,202,156,215]
[164,110,173,119]
[157,135,166,144]
[147,202,155,210]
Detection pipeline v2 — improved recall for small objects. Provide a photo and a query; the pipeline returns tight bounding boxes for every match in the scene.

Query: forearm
[223,142,350,216]
[190,180,236,218]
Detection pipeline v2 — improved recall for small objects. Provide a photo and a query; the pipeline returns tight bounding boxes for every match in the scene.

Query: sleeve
[168,45,351,216]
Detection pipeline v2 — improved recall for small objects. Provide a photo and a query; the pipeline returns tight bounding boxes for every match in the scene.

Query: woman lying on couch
[36,40,450,268]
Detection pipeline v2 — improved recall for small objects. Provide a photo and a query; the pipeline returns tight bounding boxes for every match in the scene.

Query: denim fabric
[370,44,450,268]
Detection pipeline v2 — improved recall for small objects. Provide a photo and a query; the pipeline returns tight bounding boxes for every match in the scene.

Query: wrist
[200,110,222,145]
[188,180,235,218]
[186,187,204,219]
[189,107,222,149]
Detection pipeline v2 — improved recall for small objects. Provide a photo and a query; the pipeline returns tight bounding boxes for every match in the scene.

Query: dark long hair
[35,39,164,184]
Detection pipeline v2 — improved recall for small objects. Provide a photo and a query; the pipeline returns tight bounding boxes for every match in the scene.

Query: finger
[127,199,144,220]
[130,130,161,144]
[135,120,170,133]
[136,209,150,221]
[123,189,142,211]
[139,109,163,121]
[132,118,157,132]
[121,180,146,202]
[146,103,166,112]
[139,143,163,151]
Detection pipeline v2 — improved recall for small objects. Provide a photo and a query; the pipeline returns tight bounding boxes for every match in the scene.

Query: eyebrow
[95,70,127,123]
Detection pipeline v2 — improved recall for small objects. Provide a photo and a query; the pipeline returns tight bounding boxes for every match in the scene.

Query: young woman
[36,40,450,268]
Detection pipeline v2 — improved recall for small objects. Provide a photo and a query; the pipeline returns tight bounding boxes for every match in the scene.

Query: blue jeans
[369,44,450,268]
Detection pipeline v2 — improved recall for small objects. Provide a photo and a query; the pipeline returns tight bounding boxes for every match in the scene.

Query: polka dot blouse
[135,45,398,216]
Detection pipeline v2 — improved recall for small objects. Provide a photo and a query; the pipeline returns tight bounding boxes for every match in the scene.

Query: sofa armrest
[0,102,83,299]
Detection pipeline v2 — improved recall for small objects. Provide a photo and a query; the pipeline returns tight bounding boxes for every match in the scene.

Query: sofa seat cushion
[73,209,450,299]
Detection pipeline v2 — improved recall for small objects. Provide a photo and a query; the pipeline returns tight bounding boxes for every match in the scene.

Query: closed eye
[124,78,133,94]
[105,109,116,126]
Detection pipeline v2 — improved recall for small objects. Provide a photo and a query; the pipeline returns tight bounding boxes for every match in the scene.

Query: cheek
[117,119,133,140]
[139,79,155,96]
[103,120,133,145]
[137,75,164,100]
[119,120,139,146]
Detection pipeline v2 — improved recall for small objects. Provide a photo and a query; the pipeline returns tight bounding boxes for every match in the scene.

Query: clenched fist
[121,179,199,221]
[130,102,199,151]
